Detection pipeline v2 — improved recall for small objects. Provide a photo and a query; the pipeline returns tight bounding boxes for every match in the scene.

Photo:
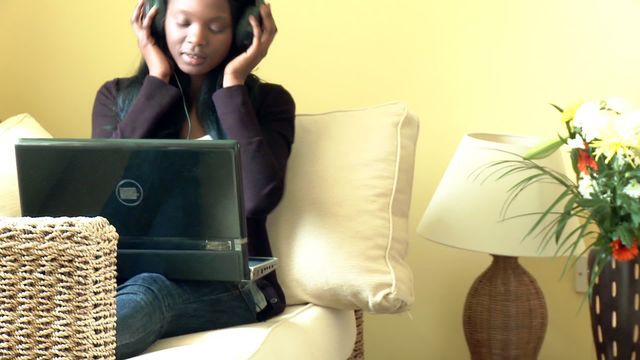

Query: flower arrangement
[489,98,640,290]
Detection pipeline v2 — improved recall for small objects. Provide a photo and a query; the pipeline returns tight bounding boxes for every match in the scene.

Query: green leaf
[587,251,611,300]
[550,103,564,113]
[524,138,565,160]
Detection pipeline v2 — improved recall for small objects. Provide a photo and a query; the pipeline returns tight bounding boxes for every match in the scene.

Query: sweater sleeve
[92,76,181,139]
[212,84,295,218]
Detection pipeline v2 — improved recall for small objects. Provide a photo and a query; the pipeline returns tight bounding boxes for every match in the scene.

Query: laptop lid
[15,138,262,281]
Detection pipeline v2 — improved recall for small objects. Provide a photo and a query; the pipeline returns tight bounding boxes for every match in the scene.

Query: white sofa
[0,103,419,359]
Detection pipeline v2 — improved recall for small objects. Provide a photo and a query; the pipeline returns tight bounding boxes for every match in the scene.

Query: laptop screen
[15,139,246,249]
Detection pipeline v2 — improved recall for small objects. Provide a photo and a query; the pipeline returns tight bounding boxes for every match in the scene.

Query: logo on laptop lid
[116,179,143,206]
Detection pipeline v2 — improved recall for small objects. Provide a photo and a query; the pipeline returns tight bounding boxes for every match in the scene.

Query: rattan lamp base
[463,255,547,360]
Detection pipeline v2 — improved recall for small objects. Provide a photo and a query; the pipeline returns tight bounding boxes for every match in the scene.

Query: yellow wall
[4,0,640,358]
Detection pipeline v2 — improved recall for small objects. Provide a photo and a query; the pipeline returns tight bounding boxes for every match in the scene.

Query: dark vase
[588,249,640,360]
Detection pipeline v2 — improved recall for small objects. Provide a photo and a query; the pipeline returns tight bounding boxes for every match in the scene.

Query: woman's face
[164,0,233,81]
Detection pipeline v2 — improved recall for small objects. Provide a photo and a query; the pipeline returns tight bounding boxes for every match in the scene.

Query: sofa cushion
[0,114,52,217]
[268,102,419,313]
[135,304,356,360]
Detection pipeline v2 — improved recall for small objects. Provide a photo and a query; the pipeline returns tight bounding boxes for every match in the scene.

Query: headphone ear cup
[144,0,166,45]
[234,4,262,52]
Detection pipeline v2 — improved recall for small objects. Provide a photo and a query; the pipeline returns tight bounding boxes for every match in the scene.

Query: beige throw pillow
[0,114,52,216]
[268,102,419,313]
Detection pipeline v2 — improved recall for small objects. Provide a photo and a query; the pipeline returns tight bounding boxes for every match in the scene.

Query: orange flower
[610,239,639,261]
[577,148,598,175]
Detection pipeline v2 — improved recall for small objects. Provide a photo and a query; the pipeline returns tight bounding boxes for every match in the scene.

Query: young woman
[91,0,294,357]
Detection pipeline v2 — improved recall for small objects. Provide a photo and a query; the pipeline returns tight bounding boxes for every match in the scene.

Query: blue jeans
[115,273,257,359]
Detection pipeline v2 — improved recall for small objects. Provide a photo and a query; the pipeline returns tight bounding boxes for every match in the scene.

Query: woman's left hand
[222,3,277,87]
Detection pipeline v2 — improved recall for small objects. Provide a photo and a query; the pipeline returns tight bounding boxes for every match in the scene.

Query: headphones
[234,0,265,53]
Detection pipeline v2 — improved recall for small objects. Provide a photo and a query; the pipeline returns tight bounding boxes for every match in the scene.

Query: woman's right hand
[131,0,172,82]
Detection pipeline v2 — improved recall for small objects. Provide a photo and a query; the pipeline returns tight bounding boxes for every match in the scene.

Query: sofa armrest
[0,113,52,217]
[0,216,118,358]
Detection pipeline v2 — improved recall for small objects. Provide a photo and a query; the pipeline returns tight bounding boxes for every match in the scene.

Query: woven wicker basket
[0,217,118,359]
[346,309,365,360]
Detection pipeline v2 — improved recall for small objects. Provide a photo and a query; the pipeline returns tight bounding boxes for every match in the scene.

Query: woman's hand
[131,0,172,82]
[223,3,277,87]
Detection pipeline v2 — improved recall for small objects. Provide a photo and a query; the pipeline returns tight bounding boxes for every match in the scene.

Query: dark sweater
[91,75,295,320]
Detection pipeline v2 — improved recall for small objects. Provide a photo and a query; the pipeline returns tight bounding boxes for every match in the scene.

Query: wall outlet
[575,256,588,293]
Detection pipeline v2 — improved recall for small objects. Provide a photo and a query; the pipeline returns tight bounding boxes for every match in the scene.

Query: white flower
[624,179,640,199]
[578,174,596,199]
[573,101,616,142]
[590,110,640,164]
[614,110,640,145]
[566,134,586,149]
[604,97,633,113]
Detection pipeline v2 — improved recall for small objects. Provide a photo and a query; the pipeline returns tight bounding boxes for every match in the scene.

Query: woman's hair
[115,0,260,138]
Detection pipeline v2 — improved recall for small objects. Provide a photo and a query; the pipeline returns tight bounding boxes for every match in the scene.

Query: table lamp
[417,133,583,360]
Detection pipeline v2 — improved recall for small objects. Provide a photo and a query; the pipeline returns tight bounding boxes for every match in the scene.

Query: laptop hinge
[234,238,247,251]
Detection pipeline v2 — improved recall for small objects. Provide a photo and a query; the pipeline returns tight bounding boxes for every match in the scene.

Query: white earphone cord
[173,72,192,140]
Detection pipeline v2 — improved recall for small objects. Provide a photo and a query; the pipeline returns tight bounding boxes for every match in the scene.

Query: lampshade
[417,132,583,257]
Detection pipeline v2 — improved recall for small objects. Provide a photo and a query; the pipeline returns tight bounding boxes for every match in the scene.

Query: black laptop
[14,138,277,282]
